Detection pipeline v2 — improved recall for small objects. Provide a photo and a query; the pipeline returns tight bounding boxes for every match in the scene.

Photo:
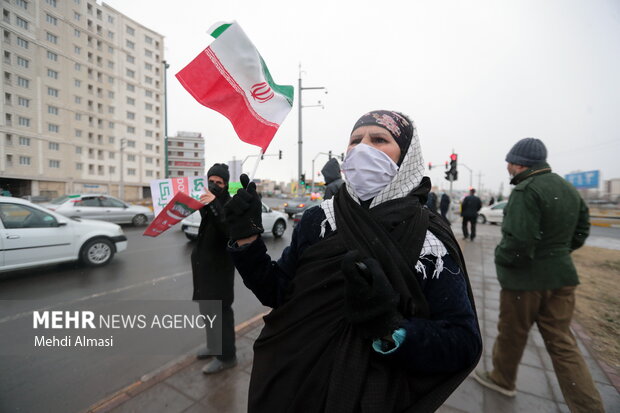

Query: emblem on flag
[250,82,275,103]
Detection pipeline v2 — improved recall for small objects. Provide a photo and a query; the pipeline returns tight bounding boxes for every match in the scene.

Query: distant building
[0,0,166,200]
[605,178,620,201]
[167,132,205,177]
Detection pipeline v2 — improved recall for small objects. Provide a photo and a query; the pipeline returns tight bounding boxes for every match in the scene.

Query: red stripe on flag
[176,48,278,151]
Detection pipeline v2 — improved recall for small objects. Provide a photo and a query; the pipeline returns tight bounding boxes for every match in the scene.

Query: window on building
[47,68,58,79]
[46,14,57,25]
[48,105,58,115]
[47,50,58,61]
[126,40,134,49]
[126,83,135,92]
[127,154,135,161]
[16,56,29,68]
[5,134,13,146]
[74,28,80,37]
[76,162,83,170]
[74,11,81,21]
[146,170,153,177]
[109,166,115,174]
[74,45,81,54]
[145,103,153,111]
[126,111,135,120]
[16,16,29,30]
[3,51,10,64]
[145,76,153,84]
[145,143,153,150]
[16,0,28,10]
[107,15,113,23]
[75,146,82,154]
[108,91,114,98]
[49,142,59,150]
[48,124,59,133]
[75,62,81,71]
[47,87,59,97]
[16,37,29,48]
[19,136,30,146]
[45,0,57,7]
[126,69,134,78]
[75,113,81,120]
[145,49,152,58]
[126,25,135,35]
[145,62,152,71]
[145,116,153,124]
[18,97,30,107]
[4,92,12,105]
[49,160,60,168]
[108,151,115,159]
[17,76,29,88]
[145,157,153,163]
[145,90,153,98]
[126,97,135,105]
[19,156,31,165]
[145,130,153,137]
[127,168,136,176]
[74,79,81,87]
[126,54,134,64]
[108,106,114,114]
[75,129,82,137]
[18,117,30,127]
[74,96,81,103]
[127,126,135,134]
[46,32,58,44]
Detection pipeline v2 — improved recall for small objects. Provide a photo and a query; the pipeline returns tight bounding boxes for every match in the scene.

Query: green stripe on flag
[260,56,294,106]
[211,23,232,39]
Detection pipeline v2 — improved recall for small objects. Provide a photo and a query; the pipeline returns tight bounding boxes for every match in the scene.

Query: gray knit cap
[505,138,547,166]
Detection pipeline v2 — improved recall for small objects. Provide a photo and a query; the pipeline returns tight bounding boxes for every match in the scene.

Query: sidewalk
[87,225,620,413]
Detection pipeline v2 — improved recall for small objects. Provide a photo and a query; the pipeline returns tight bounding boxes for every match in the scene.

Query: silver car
[43,194,154,226]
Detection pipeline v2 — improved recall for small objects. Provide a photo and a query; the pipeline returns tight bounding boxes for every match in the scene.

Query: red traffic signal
[450,153,457,161]
[428,162,433,170]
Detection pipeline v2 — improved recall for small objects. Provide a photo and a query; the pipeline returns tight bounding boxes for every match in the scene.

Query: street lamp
[163,60,170,179]
[119,138,127,200]
[298,64,326,185]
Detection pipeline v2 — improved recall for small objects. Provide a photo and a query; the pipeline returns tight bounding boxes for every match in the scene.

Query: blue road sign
[565,170,599,189]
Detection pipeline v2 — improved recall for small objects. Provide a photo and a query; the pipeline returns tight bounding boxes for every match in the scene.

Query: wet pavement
[86,224,620,413]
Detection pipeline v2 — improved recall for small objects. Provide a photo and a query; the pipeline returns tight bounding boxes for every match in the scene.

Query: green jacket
[495,162,589,290]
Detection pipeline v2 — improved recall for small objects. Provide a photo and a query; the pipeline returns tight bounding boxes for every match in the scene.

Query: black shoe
[196,347,215,360]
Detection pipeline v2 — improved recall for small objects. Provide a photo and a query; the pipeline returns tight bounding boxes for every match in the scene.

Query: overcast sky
[104,0,620,196]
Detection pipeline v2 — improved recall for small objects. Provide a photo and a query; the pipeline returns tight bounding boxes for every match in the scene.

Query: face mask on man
[341,143,399,201]
[208,181,225,197]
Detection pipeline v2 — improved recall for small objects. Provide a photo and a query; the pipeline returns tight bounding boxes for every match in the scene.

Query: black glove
[341,250,402,339]
[224,174,264,241]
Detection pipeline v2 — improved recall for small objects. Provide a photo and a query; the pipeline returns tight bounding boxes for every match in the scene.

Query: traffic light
[328,150,332,160]
[444,153,458,181]
[428,162,433,170]
[300,174,306,185]
[278,150,282,160]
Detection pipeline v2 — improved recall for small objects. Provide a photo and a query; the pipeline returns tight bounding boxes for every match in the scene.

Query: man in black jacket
[321,158,344,200]
[440,192,450,221]
[461,188,482,241]
[191,163,237,374]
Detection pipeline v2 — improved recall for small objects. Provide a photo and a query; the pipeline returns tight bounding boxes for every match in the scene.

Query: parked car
[181,202,287,241]
[0,196,127,271]
[43,194,154,226]
[283,197,320,218]
[477,201,508,224]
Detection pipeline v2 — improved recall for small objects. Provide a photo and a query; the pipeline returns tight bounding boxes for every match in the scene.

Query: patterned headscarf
[321,111,447,275]
[350,110,414,165]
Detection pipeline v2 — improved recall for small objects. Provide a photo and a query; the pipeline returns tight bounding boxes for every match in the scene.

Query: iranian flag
[176,21,294,151]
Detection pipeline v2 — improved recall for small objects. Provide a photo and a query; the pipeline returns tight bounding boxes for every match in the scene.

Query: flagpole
[248,147,263,183]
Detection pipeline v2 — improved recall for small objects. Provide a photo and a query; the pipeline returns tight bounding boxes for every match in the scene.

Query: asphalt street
[0,213,292,413]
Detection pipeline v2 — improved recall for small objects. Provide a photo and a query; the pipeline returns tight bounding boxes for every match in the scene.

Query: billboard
[565,170,599,189]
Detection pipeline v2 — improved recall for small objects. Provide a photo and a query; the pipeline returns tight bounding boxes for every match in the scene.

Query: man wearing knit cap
[474,138,604,412]
[191,163,238,374]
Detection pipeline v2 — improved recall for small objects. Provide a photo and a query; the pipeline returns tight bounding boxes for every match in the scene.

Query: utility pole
[163,60,170,179]
[120,138,127,200]
[459,163,473,188]
[477,171,484,193]
[298,64,326,185]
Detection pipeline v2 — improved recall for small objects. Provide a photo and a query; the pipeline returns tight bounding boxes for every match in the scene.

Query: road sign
[565,170,599,189]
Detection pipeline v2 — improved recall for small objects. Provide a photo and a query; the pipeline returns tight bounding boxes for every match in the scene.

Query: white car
[0,196,128,272]
[43,194,153,226]
[477,201,508,225]
[181,202,287,241]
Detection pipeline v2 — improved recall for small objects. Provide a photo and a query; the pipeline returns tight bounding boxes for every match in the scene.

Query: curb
[571,319,620,393]
[84,311,268,413]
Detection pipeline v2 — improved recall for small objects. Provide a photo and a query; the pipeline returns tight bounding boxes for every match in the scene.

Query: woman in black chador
[225,111,482,412]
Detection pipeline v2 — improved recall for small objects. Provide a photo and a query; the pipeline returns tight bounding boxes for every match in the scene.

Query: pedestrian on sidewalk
[225,110,481,412]
[321,157,344,200]
[425,189,438,213]
[440,192,450,222]
[191,163,238,374]
[474,138,604,413]
[461,188,482,241]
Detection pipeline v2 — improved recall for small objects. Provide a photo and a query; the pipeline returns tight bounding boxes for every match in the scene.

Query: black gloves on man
[341,250,403,340]
[225,174,264,241]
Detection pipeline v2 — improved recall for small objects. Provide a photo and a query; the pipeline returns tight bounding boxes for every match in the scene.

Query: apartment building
[167,131,205,178]
[0,0,165,201]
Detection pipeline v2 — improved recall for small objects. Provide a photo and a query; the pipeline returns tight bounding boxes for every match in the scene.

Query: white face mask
[342,143,399,201]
